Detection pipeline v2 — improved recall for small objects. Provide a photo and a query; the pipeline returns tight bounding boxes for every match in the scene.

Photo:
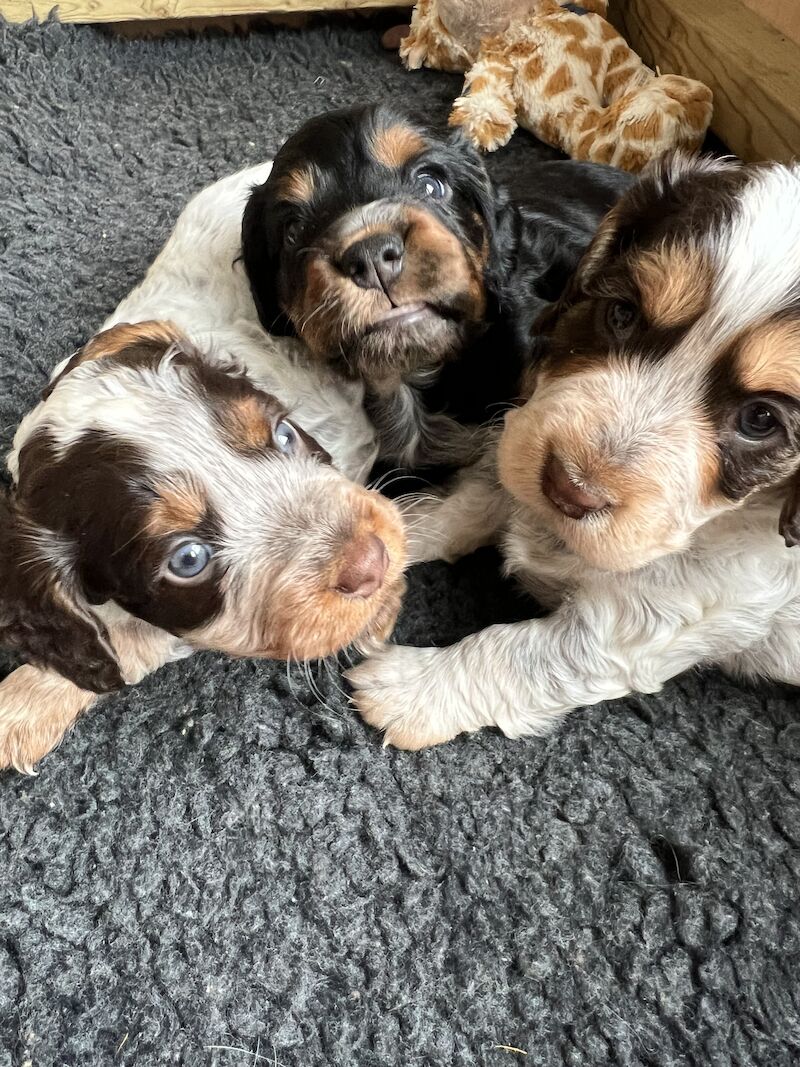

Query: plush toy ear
[241,186,295,338]
[0,493,124,693]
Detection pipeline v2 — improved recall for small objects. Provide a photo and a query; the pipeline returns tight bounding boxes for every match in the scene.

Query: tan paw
[0,713,66,774]
[0,665,94,774]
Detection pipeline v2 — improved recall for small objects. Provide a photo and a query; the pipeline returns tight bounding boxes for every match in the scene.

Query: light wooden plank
[743,0,800,47]
[1,0,409,22]
[613,0,800,163]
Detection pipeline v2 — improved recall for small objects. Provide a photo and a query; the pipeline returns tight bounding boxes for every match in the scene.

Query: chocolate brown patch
[370,124,426,169]
[631,243,713,329]
[78,321,184,365]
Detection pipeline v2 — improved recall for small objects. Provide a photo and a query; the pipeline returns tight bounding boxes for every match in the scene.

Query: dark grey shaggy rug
[1,15,799,1067]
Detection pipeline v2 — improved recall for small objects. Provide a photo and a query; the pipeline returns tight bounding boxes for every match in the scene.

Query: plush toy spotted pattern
[397,0,713,171]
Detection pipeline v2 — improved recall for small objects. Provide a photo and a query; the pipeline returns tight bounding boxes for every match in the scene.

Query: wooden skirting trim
[1,0,409,23]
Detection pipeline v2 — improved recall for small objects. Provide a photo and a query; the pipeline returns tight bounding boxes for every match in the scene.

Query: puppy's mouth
[364,302,440,334]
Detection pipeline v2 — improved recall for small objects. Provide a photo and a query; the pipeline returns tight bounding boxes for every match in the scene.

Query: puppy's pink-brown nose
[335,534,389,598]
[542,455,610,520]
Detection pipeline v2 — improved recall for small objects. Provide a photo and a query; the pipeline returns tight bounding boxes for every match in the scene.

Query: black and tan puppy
[242,103,632,468]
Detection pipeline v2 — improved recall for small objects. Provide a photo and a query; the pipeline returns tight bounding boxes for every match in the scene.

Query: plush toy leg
[449,41,518,152]
[576,0,609,14]
[400,0,471,73]
[563,73,713,171]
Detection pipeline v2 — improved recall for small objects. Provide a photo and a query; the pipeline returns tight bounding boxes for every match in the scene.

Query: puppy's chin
[337,309,472,384]
[522,493,686,574]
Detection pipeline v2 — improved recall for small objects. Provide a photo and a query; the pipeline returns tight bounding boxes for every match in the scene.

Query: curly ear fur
[534,154,740,336]
[780,472,800,548]
[42,320,187,401]
[241,188,295,338]
[0,493,124,693]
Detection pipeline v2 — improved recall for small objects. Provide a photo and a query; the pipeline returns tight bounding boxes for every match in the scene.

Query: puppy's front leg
[0,617,188,773]
[347,593,764,749]
[402,460,510,565]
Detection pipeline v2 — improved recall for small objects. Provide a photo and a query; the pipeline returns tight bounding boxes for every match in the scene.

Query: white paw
[346,644,462,750]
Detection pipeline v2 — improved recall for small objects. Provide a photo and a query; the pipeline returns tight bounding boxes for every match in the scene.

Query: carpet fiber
[1,16,799,1067]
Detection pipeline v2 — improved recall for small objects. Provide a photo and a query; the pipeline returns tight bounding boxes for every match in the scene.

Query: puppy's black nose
[339,233,404,292]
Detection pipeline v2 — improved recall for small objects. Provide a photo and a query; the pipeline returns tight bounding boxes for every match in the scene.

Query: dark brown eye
[737,401,782,440]
[413,171,450,201]
[606,300,638,340]
[284,220,301,247]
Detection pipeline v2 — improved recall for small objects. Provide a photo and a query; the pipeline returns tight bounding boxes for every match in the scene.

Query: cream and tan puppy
[348,155,800,749]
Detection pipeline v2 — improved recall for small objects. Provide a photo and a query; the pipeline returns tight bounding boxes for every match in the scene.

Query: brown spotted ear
[780,472,800,547]
[42,320,186,400]
[0,492,124,692]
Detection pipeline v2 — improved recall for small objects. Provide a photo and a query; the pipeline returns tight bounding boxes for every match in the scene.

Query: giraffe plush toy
[395,0,713,172]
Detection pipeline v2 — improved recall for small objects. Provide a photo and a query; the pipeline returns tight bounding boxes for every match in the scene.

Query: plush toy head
[398,0,712,171]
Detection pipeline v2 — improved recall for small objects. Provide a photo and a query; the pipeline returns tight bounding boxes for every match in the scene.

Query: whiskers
[284,648,352,722]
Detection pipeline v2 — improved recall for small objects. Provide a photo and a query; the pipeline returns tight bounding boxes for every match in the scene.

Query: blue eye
[414,172,450,201]
[167,541,212,580]
[274,419,298,454]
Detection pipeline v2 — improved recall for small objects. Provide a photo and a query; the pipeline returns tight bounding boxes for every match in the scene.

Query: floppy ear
[780,472,800,547]
[0,493,125,693]
[241,186,295,338]
[531,197,629,338]
[42,320,187,400]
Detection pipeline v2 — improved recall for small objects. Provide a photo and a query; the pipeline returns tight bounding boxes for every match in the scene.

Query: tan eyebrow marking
[148,482,208,535]
[737,318,800,397]
[631,243,714,329]
[369,124,426,169]
[276,167,315,203]
[217,395,274,454]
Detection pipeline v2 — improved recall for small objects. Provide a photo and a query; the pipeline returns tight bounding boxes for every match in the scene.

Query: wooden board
[743,0,800,46]
[613,0,800,163]
[1,0,408,22]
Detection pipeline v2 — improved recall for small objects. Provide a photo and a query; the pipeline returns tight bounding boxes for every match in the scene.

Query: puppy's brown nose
[542,455,610,520]
[335,534,389,598]
[339,233,404,292]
